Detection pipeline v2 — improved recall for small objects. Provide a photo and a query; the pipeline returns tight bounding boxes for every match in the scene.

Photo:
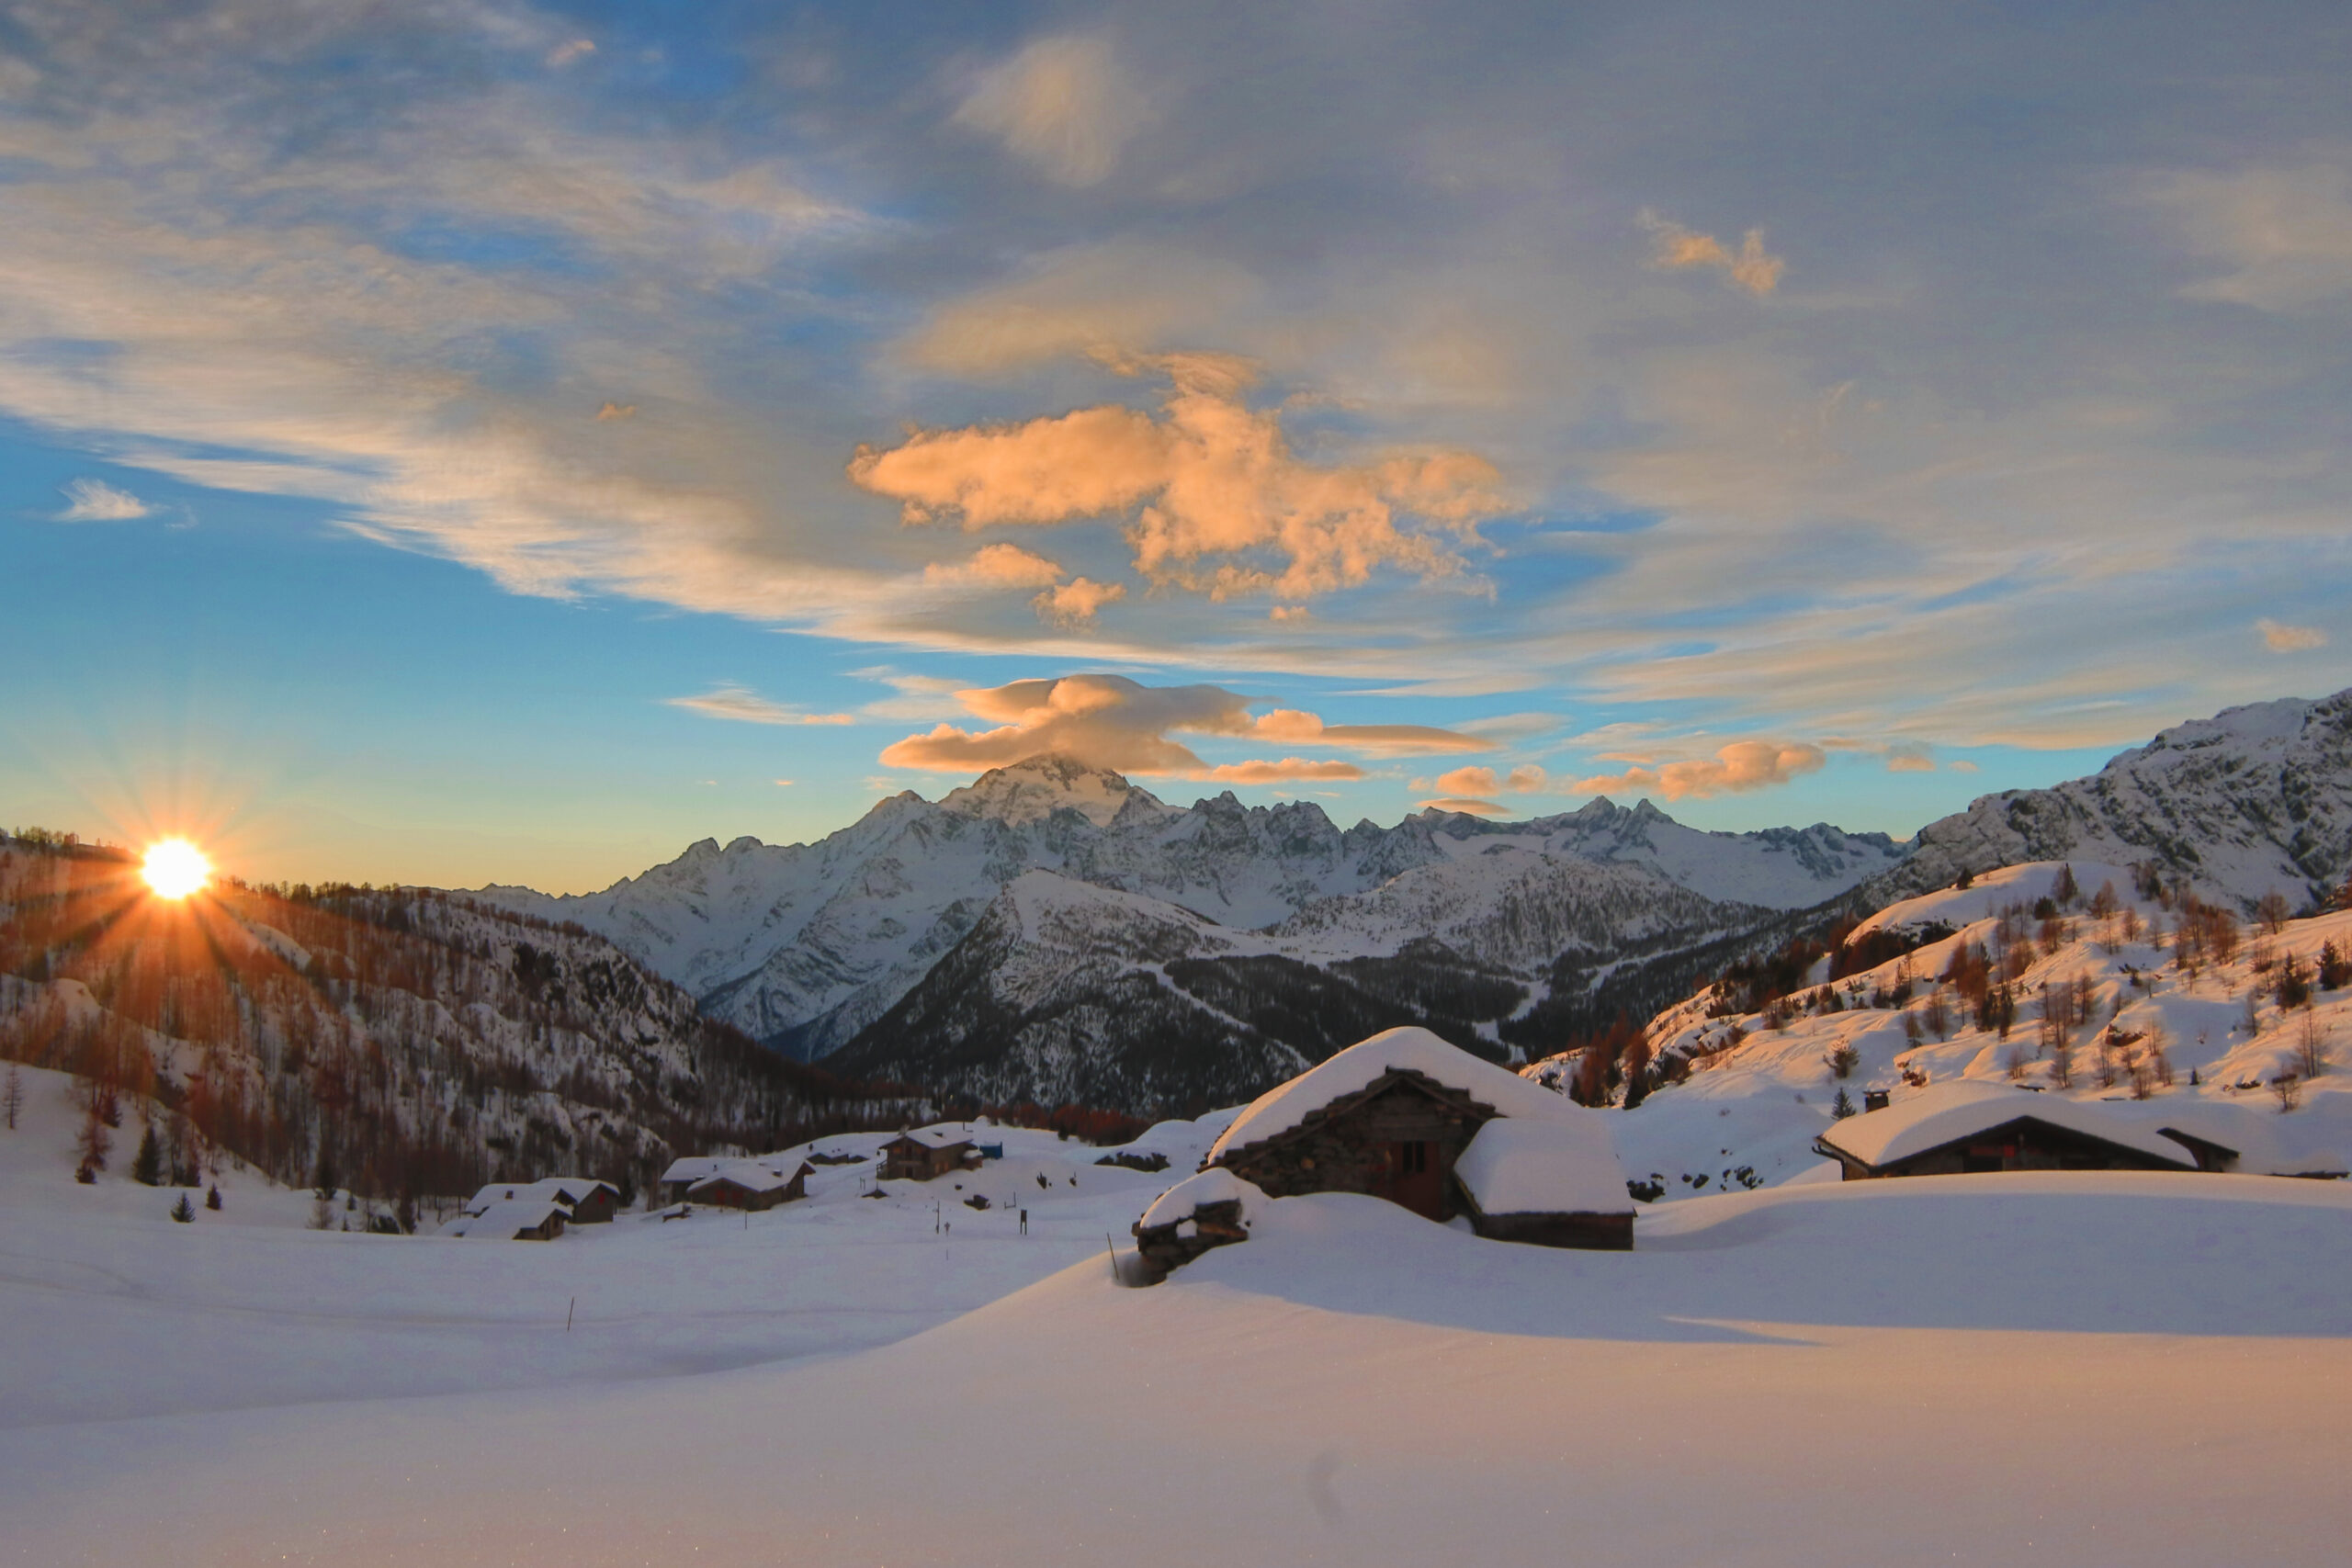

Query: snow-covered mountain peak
[938,754,1164,828]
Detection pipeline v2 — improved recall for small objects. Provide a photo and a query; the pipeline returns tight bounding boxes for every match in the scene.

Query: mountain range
[477,688,2352,1116]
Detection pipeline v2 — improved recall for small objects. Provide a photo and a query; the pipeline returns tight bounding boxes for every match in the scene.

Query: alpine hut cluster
[1814,1080,2218,1179]
[1134,1027,1634,1279]
[443,1176,622,1241]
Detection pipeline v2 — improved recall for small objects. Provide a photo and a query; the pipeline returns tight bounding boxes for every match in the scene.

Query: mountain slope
[481,755,1906,1059]
[1871,689,2352,913]
[0,834,908,1202]
[828,855,1786,1117]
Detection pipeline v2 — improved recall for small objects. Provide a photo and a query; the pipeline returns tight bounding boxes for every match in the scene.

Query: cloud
[55,479,150,522]
[1885,746,1937,773]
[1948,760,1981,773]
[849,353,1510,601]
[547,38,595,69]
[953,35,1150,186]
[1269,605,1310,623]
[923,543,1066,591]
[898,244,1259,376]
[1640,211,1785,296]
[594,401,636,420]
[1430,763,1550,796]
[2256,617,2328,652]
[2152,164,2352,311]
[773,779,794,786]
[1417,796,1511,818]
[1570,740,1826,801]
[1032,576,1126,626]
[1202,758,1365,784]
[1248,708,1493,757]
[876,673,1485,776]
[664,684,856,726]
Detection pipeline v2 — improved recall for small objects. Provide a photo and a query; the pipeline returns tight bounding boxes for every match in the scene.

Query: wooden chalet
[464,1177,622,1224]
[658,1156,729,1204]
[1204,1026,1626,1229]
[686,1160,813,1212]
[1815,1080,2201,1179]
[446,1198,569,1241]
[879,1128,981,1182]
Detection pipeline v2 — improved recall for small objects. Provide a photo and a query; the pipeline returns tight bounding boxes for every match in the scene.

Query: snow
[1453,1114,1632,1215]
[890,1123,980,1149]
[443,1197,569,1238]
[464,1177,614,1214]
[4,1168,2349,1564]
[687,1159,807,1197]
[1610,863,2352,1196]
[1138,1166,1267,1229]
[1817,1078,2197,1169]
[1210,1026,1587,1159]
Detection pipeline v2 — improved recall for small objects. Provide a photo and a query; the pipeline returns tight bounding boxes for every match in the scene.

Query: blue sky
[3,0,2346,891]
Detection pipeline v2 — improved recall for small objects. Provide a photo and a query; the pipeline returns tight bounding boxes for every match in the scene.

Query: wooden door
[1375,1140,1446,1220]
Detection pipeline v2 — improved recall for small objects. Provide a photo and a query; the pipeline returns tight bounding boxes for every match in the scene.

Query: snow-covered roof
[465,1176,616,1214]
[688,1160,808,1196]
[1818,1080,2196,1170]
[888,1126,977,1150]
[1209,1026,1581,1161]
[660,1156,728,1184]
[1453,1116,1633,1217]
[445,1198,569,1238]
[1139,1168,1268,1230]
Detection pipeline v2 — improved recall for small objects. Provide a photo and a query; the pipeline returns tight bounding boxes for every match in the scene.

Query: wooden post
[566,1295,574,1332]
[1104,1232,1121,1286]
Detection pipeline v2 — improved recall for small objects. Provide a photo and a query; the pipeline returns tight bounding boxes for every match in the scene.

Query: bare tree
[2255,889,2291,937]
[1,1063,22,1131]
[2295,1012,2329,1081]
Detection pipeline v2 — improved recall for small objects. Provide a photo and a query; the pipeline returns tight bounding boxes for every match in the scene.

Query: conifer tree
[1,1063,22,1130]
[131,1124,164,1187]
[169,1193,195,1224]
[206,1184,223,1212]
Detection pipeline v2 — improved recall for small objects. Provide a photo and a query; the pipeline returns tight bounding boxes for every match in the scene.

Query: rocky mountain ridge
[480,756,1907,1061]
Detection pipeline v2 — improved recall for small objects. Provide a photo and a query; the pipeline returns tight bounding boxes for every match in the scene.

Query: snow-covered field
[4,1048,2349,1565]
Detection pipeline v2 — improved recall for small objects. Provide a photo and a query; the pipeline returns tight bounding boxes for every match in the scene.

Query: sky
[4,0,2348,893]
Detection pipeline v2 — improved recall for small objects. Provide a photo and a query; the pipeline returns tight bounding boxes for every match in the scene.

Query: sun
[141,839,212,899]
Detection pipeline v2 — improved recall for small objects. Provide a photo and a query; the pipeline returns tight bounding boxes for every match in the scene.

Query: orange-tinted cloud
[1432,763,1550,795]
[848,353,1508,600]
[877,672,1483,776]
[1202,758,1365,784]
[1416,795,1511,817]
[2257,616,2327,652]
[1571,739,1824,800]
[1032,575,1126,626]
[953,35,1148,187]
[1641,210,1785,296]
[923,542,1066,590]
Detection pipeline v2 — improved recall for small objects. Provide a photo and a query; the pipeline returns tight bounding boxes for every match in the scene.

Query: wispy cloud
[1639,210,1785,296]
[54,479,149,522]
[953,35,1153,186]
[2256,617,2328,652]
[664,685,855,727]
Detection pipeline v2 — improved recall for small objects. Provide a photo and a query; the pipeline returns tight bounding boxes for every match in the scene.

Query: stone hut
[1202,1026,1619,1225]
[1130,1168,1266,1282]
[445,1197,569,1241]
[1452,1118,1634,1249]
[879,1127,981,1182]
[1815,1080,2201,1179]
[687,1159,812,1212]
[658,1156,729,1204]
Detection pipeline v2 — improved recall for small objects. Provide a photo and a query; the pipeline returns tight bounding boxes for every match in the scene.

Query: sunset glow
[140,840,210,899]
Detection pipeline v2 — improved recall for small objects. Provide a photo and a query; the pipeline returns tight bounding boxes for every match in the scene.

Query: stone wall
[1131,1197,1251,1283]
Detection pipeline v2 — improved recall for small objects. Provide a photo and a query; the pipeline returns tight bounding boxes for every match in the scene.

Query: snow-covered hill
[1547,856,2352,1197]
[480,755,1905,1060]
[1873,688,2352,913]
